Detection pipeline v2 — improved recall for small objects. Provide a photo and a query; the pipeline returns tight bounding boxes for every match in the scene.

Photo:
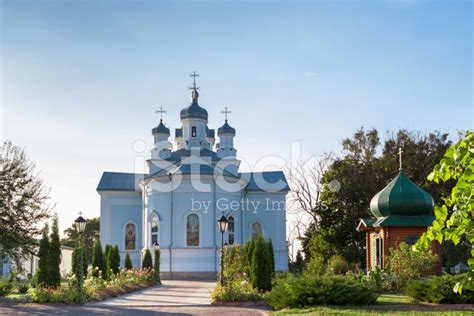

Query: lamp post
[74,213,87,301]
[217,215,228,286]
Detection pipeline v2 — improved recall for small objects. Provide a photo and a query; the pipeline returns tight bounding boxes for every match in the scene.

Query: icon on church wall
[187,214,199,246]
[125,223,136,250]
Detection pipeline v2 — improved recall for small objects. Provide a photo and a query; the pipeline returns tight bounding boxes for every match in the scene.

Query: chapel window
[372,237,383,269]
[187,214,199,246]
[251,222,262,237]
[228,216,235,245]
[192,126,197,137]
[151,216,159,246]
[125,223,136,250]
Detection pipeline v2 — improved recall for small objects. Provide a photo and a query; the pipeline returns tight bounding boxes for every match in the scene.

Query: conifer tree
[35,225,50,287]
[72,238,88,278]
[250,235,272,292]
[104,244,112,280]
[142,249,152,269]
[124,252,132,270]
[112,245,120,274]
[153,248,161,283]
[268,238,275,276]
[48,216,61,287]
[92,239,103,278]
[294,250,305,273]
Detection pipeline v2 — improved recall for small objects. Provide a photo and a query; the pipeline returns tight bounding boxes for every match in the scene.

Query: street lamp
[217,215,228,286]
[74,212,87,302]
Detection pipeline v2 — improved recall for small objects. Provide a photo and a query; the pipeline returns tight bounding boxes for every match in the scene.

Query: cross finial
[221,107,232,122]
[398,147,403,171]
[190,71,199,89]
[155,106,167,122]
[78,211,83,216]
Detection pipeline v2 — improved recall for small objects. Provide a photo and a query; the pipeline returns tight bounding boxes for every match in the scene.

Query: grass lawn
[272,294,474,315]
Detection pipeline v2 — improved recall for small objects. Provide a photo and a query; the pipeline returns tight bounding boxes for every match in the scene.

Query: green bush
[124,253,132,270]
[307,254,325,276]
[251,235,272,291]
[367,267,397,292]
[0,279,12,296]
[18,283,29,294]
[153,249,161,283]
[326,255,349,275]
[211,279,262,302]
[268,273,378,309]
[142,249,153,269]
[406,274,474,304]
[92,239,104,278]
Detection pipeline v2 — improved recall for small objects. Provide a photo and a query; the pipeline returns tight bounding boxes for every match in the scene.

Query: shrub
[142,249,153,269]
[0,279,12,296]
[268,239,275,276]
[153,249,161,283]
[48,216,62,287]
[112,246,121,274]
[124,253,133,270]
[406,274,474,304]
[212,279,262,302]
[294,250,305,273]
[326,255,349,275]
[251,235,272,291]
[387,242,438,291]
[268,273,378,309]
[92,239,104,277]
[35,225,50,287]
[367,267,397,292]
[18,283,29,294]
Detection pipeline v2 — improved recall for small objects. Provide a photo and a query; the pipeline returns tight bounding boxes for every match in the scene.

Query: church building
[97,73,289,278]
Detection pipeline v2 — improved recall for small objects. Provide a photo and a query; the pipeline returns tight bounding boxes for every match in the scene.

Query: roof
[357,215,435,231]
[97,172,144,192]
[145,163,238,180]
[370,171,434,218]
[218,120,236,135]
[180,89,208,121]
[152,120,170,135]
[241,171,290,192]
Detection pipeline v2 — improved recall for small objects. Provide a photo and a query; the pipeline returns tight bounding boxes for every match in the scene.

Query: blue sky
[1,0,472,232]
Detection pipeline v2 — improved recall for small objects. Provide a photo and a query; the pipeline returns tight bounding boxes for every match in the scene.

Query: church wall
[99,192,143,268]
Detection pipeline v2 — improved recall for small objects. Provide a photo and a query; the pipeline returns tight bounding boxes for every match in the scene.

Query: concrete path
[0,280,270,315]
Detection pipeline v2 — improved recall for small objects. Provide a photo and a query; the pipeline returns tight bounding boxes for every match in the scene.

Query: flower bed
[30,268,159,304]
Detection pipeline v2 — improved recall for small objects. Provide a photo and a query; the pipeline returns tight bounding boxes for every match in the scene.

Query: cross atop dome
[398,147,403,171]
[221,107,232,122]
[189,71,200,102]
[156,106,167,122]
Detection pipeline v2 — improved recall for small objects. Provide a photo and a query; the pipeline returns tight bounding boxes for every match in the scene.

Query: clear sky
[1,0,472,233]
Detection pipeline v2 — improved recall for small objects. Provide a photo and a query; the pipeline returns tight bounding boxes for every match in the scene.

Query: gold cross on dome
[155,106,167,121]
[398,147,403,171]
[221,107,232,121]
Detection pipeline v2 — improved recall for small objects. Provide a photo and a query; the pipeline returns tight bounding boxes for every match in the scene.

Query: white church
[97,73,289,278]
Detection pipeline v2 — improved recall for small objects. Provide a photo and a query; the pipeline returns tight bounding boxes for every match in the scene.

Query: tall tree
[153,248,161,283]
[305,129,453,266]
[35,225,50,287]
[0,141,50,265]
[48,216,61,287]
[111,245,121,274]
[268,239,275,276]
[61,217,100,264]
[250,235,272,292]
[142,249,152,269]
[124,253,132,270]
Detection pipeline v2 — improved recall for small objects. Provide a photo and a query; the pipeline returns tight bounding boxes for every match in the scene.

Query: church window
[372,237,383,269]
[192,126,197,137]
[151,216,159,246]
[251,222,262,237]
[187,214,199,246]
[228,216,235,245]
[125,223,136,250]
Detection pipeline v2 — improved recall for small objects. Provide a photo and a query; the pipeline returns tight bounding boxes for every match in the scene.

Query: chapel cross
[398,147,403,171]
[190,71,200,89]
[78,211,83,216]
[156,106,167,121]
[221,107,232,121]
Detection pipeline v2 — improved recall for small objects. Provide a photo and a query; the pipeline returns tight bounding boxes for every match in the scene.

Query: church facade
[97,75,289,278]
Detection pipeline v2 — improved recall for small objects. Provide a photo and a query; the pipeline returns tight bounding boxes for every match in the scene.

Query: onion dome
[369,171,434,218]
[152,120,170,135]
[218,120,236,135]
[180,88,208,121]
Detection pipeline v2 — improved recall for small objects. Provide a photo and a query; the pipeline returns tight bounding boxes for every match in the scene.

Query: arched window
[228,216,235,245]
[251,222,262,237]
[151,216,159,246]
[125,223,136,250]
[187,214,199,246]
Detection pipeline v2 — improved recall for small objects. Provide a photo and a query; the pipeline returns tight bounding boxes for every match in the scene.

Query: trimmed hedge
[268,273,378,309]
[406,274,474,304]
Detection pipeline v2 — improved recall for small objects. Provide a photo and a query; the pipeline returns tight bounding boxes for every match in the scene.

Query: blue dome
[152,120,170,135]
[180,89,208,121]
[218,120,236,135]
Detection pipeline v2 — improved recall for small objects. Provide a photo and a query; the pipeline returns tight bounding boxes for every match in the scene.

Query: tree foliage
[305,129,453,266]
[91,239,104,278]
[48,216,61,287]
[124,252,132,270]
[72,238,87,279]
[35,225,50,287]
[142,249,152,270]
[111,245,120,274]
[268,239,275,276]
[0,141,50,264]
[153,249,161,283]
[250,235,272,291]
[62,217,100,264]
[415,130,473,293]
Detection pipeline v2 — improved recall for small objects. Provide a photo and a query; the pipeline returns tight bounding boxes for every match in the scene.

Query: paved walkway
[0,280,270,315]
